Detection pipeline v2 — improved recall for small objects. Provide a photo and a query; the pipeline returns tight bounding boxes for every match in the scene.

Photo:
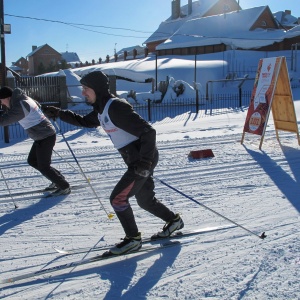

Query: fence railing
[8,75,68,108]
[0,91,253,142]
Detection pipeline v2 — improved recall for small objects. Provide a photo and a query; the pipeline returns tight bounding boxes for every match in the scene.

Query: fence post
[239,87,242,107]
[147,99,151,122]
[152,78,155,93]
[195,88,199,112]
[59,74,67,109]
[108,75,116,95]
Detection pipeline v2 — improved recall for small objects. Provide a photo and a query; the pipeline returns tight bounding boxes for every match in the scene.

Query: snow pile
[59,69,85,104]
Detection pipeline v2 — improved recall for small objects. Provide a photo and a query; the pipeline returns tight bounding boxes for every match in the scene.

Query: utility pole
[0,0,9,143]
[0,0,6,86]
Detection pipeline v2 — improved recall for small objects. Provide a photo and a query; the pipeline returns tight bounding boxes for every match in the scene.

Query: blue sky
[3,0,300,66]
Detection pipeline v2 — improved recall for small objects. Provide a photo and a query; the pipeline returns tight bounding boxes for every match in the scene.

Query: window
[224,5,230,12]
[261,21,267,27]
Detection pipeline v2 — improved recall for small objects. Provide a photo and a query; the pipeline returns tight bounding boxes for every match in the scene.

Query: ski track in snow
[0,129,299,299]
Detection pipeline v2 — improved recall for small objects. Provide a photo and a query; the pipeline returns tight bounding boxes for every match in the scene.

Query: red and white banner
[243,57,281,135]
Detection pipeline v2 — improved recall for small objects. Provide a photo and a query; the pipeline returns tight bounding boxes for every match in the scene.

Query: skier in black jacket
[0,86,70,196]
[43,71,184,255]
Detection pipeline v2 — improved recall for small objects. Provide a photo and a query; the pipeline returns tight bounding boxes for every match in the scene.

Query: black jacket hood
[80,71,112,113]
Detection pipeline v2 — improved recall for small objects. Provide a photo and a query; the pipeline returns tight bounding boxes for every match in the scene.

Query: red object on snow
[188,149,214,159]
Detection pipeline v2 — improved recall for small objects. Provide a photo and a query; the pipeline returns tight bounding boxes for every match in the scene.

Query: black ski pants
[110,150,175,237]
[27,134,69,189]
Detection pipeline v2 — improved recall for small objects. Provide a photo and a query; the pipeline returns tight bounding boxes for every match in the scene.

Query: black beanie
[0,86,13,99]
[80,71,110,95]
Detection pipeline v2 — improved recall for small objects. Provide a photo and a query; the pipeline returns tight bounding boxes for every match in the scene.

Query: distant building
[10,57,28,75]
[273,10,300,29]
[60,51,81,67]
[27,44,62,75]
[144,0,300,56]
[113,45,145,61]
[144,0,241,52]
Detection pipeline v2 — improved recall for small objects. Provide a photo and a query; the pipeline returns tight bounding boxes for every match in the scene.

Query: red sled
[188,149,214,159]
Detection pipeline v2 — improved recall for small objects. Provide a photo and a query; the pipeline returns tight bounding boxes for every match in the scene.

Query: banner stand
[241,56,300,149]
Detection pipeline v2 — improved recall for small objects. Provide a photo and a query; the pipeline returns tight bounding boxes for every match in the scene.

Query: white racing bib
[98,98,138,149]
[18,97,46,129]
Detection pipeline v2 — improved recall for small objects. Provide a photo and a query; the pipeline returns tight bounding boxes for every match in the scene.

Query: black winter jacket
[0,88,55,141]
[57,98,157,166]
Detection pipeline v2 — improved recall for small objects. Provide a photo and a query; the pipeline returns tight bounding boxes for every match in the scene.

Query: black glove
[43,106,60,119]
[134,160,152,177]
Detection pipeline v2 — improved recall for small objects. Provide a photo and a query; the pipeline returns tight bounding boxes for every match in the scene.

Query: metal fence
[0,91,253,142]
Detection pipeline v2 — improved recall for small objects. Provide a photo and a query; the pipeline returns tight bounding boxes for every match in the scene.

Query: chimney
[32,45,37,51]
[285,10,291,15]
[172,0,180,19]
[188,0,192,15]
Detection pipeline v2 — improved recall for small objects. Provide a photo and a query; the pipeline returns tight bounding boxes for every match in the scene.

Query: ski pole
[154,176,266,240]
[52,149,78,172]
[53,120,114,220]
[0,167,18,209]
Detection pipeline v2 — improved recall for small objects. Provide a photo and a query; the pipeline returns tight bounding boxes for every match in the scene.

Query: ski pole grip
[259,232,267,239]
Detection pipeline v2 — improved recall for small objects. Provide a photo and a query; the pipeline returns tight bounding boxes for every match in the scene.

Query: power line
[5,13,286,43]
[5,13,152,38]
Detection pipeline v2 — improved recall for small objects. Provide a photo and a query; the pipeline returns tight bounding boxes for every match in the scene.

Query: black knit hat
[0,86,13,99]
[80,71,110,95]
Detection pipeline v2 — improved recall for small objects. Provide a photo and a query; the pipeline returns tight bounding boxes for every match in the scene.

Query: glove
[42,106,60,119]
[134,160,152,177]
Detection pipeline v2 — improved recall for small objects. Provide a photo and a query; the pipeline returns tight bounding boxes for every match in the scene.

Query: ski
[54,224,236,255]
[0,237,194,284]
[0,183,87,199]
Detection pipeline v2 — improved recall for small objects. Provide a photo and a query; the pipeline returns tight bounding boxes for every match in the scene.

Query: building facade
[27,44,62,75]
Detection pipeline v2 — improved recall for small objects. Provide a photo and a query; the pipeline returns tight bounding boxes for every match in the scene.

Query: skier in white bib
[0,86,70,196]
[43,71,184,255]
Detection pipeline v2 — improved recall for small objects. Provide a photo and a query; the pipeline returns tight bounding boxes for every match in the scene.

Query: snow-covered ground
[0,89,300,299]
[1,50,300,299]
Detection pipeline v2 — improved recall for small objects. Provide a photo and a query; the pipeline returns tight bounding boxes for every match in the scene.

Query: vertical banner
[243,57,281,136]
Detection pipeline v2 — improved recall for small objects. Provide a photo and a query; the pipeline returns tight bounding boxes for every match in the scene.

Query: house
[113,45,146,61]
[60,51,81,67]
[144,0,241,52]
[273,10,300,29]
[27,44,62,75]
[11,57,28,75]
[155,5,300,56]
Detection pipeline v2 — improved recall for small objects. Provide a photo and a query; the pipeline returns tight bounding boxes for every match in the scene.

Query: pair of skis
[0,224,235,284]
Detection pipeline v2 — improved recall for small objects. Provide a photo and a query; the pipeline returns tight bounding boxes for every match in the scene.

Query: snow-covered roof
[9,65,23,71]
[27,44,47,57]
[61,51,81,64]
[144,18,186,44]
[273,11,299,27]
[117,45,144,53]
[27,44,60,57]
[172,0,220,20]
[144,0,220,44]
[157,6,300,51]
